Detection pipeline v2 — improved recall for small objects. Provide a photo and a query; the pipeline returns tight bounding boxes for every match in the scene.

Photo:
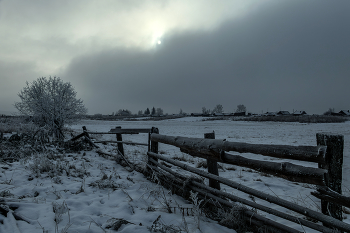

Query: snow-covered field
[1,117,350,232]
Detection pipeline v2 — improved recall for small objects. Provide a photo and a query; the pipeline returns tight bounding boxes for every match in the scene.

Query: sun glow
[151,30,164,47]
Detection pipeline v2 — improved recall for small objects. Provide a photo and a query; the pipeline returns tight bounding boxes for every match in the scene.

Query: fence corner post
[205,131,220,190]
[316,133,344,221]
[116,126,124,156]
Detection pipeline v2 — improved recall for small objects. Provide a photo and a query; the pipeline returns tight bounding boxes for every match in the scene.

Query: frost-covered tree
[156,108,163,116]
[14,77,87,138]
[202,107,210,115]
[236,104,246,113]
[212,104,223,114]
[117,109,132,116]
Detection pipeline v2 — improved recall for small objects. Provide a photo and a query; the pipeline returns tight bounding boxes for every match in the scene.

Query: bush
[14,77,87,139]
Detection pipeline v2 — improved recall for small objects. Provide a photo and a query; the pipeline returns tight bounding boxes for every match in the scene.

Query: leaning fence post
[205,131,220,190]
[115,126,124,156]
[316,133,344,221]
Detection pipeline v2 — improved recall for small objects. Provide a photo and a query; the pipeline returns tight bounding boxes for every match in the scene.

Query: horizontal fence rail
[150,134,327,185]
[150,134,327,162]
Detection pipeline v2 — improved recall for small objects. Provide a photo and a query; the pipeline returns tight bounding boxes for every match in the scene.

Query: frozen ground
[1,117,349,232]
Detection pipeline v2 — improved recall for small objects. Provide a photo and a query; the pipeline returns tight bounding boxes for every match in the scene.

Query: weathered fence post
[316,133,344,221]
[148,127,159,167]
[205,131,220,190]
[115,126,124,156]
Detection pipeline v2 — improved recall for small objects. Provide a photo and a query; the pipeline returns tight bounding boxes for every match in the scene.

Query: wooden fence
[147,129,350,233]
[74,126,350,232]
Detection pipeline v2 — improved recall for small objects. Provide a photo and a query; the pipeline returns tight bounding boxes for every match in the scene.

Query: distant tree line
[111,107,165,117]
[99,105,348,118]
[201,104,246,115]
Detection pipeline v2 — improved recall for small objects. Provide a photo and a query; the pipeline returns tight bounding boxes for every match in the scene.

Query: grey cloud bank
[1,0,349,115]
[63,0,350,115]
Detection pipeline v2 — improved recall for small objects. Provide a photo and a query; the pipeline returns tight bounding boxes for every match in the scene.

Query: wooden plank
[147,151,350,232]
[151,134,326,162]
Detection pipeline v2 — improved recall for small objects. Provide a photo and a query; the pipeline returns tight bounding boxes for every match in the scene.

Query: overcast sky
[1,0,349,115]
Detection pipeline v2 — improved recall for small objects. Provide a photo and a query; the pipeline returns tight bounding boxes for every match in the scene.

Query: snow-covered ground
[1,117,350,232]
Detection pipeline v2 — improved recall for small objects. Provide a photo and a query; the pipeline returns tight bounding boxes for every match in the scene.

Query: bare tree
[117,109,132,116]
[236,104,247,113]
[212,104,223,114]
[14,77,87,138]
[156,108,163,116]
[202,107,211,115]
[323,108,335,116]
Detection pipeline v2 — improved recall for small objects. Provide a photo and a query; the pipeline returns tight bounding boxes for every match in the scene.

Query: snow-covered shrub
[148,215,182,233]
[14,76,87,139]
[52,201,69,224]
[0,190,13,197]
[26,151,91,180]
[89,173,120,190]
[189,191,203,230]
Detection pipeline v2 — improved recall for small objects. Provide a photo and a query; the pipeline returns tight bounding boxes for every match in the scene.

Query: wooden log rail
[147,161,303,233]
[311,186,350,209]
[150,134,327,186]
[94,140,148,146]
[76,126,151,157]
[150,134,326,162]
[85,128,151,134]
[147,157,336,233]
[147,151,350,232]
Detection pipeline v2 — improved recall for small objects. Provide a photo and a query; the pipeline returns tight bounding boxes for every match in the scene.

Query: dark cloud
[0,60,41,114]
[63,0,350,114]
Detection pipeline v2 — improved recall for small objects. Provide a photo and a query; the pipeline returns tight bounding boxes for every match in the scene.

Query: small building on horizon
[277,111,290,115]
[293,110,307,116]
[339,110,350,116]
